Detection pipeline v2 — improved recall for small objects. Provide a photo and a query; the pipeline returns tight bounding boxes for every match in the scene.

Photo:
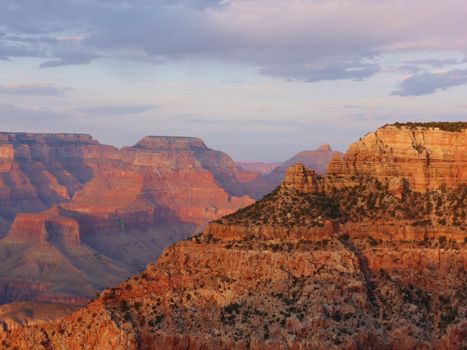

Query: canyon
[0,133,256,307]
[0,122,465,349]
[0,133,341,311]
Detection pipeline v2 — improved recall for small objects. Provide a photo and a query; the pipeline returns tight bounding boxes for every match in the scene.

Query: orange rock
[0,133,254,306]
[327,125,466,192]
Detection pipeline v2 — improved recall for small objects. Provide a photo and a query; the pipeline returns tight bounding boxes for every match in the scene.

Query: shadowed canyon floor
[0,122,465,349]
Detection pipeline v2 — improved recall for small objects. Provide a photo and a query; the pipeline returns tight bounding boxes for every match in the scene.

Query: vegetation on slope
[221,186,340,227]
[222,176,466,229]
[386,121,467,132]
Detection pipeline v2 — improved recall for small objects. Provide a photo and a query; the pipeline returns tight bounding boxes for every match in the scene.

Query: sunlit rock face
[327,124,466,192]
[0,132,254,305]
[1,123,464,350]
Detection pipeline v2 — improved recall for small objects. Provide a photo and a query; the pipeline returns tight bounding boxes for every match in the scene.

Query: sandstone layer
[327,124,466,192]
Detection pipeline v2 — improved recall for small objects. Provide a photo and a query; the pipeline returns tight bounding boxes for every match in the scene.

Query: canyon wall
[327,125,466,192]
[1,123,465,349]
[0,133,254,305]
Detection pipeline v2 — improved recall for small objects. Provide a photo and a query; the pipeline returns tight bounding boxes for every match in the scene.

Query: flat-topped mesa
[0,132,98,145]
[281,163,321,192]
[132,136,208,152]
[326,122,467,192]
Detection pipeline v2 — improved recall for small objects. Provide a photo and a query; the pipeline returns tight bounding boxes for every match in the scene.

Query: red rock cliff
[327,124,466,192]
[0,133,254,305]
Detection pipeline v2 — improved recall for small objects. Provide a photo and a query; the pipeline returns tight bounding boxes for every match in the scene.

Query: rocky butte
[0,122,465,349]
[0,133,255,308]
[327,122,466,192]
[240,144,342,198]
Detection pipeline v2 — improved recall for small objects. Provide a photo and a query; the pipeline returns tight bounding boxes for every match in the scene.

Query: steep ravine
[338,237,379,320]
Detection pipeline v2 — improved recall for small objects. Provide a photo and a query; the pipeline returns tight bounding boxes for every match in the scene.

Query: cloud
[1,0,467,83]
[260,59,380,82]
[39,52,100,68]
[77,104,157,116]
[392,69,467,96]
[0,83,64,96]
[404,58,460,68]
[0,104,67,121]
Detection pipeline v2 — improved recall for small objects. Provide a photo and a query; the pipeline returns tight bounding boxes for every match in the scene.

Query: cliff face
[327,125,466,192]
[0,132,117,225]
[1,123,465,350]
[0,133,254,305]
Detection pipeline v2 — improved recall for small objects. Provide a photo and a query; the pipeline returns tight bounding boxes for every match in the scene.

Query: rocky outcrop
[327,124,466,192]
[243,144,342,198]
[281,163,322,192]
[204,221,334,241]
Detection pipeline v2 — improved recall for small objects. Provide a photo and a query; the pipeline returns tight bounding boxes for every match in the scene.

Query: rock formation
[0,122,465,349]
[0,133,254,306]
[281,163,322,193]
[244,144,342,198]
[327,123,466,192]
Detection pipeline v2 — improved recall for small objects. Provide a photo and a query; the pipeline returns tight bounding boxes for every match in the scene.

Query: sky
[0,0,466,161]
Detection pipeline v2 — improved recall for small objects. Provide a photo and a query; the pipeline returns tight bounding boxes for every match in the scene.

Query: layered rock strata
[0,133,254,304]
[327,123,466,192]
[0,123,465,349]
